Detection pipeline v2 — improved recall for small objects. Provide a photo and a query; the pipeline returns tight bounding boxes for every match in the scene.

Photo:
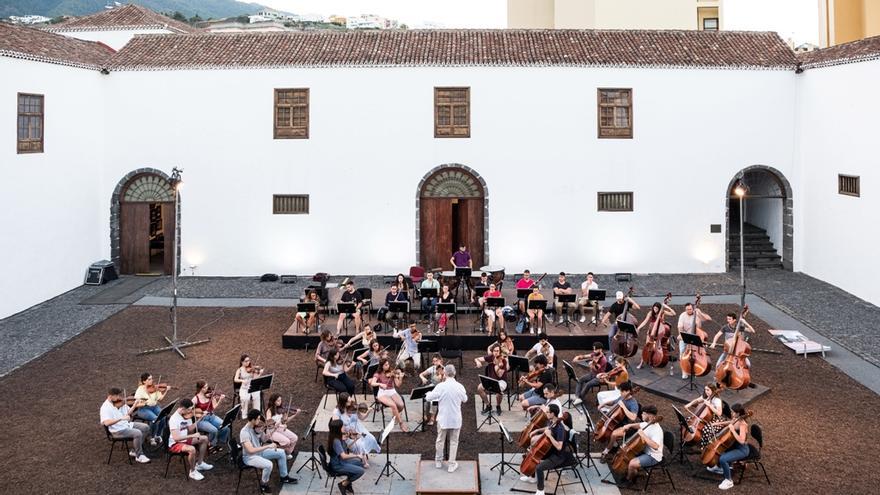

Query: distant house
[44,4,198,50]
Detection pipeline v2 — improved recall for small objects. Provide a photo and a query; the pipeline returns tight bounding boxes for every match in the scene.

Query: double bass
[593,386,640,442]
[612,287,639,358]
[680,294,712,377]
[715,305,751,390]
[642,293,672,368]
[701,410,754,467]
[611,416,663,475]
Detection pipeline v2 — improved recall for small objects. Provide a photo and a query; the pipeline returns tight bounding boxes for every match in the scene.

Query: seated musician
[240,409,298,492]
[706,403,751,490]
[677,302,712,379]
[491,329,515,357]
[614,405,664,488]
[709,313,755,369]
[526,383,562,418]
[394,273,412,297]
[357,339,385,369]
[332,393,381,455]
[336,281,363,336]
[419,354,446,425]
[294,290,320,335]
[552,272,576,323]
[598,381,640,458]
[382,284,410,329]
[342,324,376,353]
[636,301,676,369]
[264,393,300,459]
[483,283,504,336]
[369,358,408,432]
[685,383,724,449]
[516,269,536,313]
[518,355,554,410]
[315,329,340,367]
[526,286,545,334]
[134,372,167,443]
[596,357,630,406]
[519,404,575,495]
[100,387,151,463]
[168,398,213,481]
[572,342,608,406]
[578,272,600,323]
[472,271,489,306]
[323,348,357,396]
[192,381,229,450]
[525,333,556,367]
[475,344,508,416]
[435,284,454,334]
[602,291,642,351]
[393,323,422,371]
[419,271,441,321]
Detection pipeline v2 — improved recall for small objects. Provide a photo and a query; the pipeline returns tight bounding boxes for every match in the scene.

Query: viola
[612,287,639,358]
[701,410,754,467]
[601,366,629,388]
[593,386,641,442]
[680,294,712,377]
[642,293,672,368]
[517,409,547,448]
[715,305,751,390]
[611,415,663,475]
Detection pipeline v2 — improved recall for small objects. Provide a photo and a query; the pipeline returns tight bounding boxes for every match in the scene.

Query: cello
[520,412,571,476]
[715,305,751,390]
[518,408,547,448]
[701,410,754,467]
[642,293,672,368]
[611,415,663,475]
[680,294,712,377]
[682,385,722,444]
[593,386,640,442]
[612,287,639,358]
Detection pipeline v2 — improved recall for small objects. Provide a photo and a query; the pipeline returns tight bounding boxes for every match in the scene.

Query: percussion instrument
[480,265,506,286]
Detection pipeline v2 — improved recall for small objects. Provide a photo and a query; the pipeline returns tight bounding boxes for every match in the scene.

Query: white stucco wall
[100,66,796,278]
[54,28,173,51]
[797,59,880,305]
[0,58,105,318]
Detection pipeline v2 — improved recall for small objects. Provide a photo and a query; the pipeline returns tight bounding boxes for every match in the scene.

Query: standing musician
[598,381,640,459]
[240,409,298,492]
[710,313,755,369]
[525,333,556,367]
[192,381,229,450]
[294,290,320,335]
[519,404,575,495]
[635,301,676,369]
[235,354,263,419]
[134,372,169,443]
[685,383,724,449]
[264,393,300,459]
[323,348,357,396]
[483,283,503,336]
[602,291,642,352]
[336,281,363,336]
[475,344,509,416]
[677,302,712,379]
[526,286,545,334]
[100,387,151,464]
[369,358,409,432]
[393,323,422,371]
[552,272,576,324]
[516,270,536,314]
[168,398,213,481]
[518,354,554,410]
[436,284,454,334]
[450,244,474,300]
[578,272,600,323]
[383,284,410,329]
[705,403,751,490]
[425,365,468,473]
[491,329,516,357]
[420,271,441,321]
[614,405,664,489]
[572,342,608,406]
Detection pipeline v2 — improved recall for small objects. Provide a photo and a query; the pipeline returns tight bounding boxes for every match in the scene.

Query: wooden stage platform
[415,460,480,495]
[627,364,771,406]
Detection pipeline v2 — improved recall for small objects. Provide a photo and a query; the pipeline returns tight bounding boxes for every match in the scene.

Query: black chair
[587,360,615,394]
[103,425,134,465]
[371,386,408,428]
[734,424,771,485]
[232,380,242,407]
[642,430,676,492]
[362,362,379,400]
[317,445,344,493]
[439,335,464,370]
[358,288,373,322]
[162,424,190,480]
[322,377,342,409]
[546,430,589,494]
[230,440,261,493]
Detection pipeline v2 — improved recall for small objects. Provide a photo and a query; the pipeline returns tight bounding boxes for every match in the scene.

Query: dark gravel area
[0,304,877,494]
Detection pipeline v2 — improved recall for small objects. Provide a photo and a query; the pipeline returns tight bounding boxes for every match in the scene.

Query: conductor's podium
[416,460,480,495]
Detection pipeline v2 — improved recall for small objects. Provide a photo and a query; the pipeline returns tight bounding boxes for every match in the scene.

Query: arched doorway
[726,166,793,271]
[111,170,175,275]
[417,165,488,270]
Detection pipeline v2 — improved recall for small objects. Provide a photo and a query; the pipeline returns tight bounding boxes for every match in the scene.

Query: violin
[715,305,751,390]
[519,367,541,386]
[642,293,672,368]
[245,363,265,375]
[146,383,173,394]
[701,410,754,467]
[680,294,712,377]
[594,386,641,442]
[113,391,146,411]
[612,287,639,358]
[611,415,664,475]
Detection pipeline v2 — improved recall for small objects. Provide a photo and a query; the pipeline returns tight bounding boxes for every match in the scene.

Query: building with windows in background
[819,0,880,46]
[508,0,721,31]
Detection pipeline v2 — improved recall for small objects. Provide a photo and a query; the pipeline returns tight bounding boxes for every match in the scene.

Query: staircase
[728,223,783,269]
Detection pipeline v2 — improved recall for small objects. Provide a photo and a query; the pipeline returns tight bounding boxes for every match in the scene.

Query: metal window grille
[597,192,634,212]
[273,194,310,214]
[838,175,860,197]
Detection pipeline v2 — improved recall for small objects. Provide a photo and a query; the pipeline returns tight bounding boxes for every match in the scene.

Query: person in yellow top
[134,372,168,442]
[526,286,545,334]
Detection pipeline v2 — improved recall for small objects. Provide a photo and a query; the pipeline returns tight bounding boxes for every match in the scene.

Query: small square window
[598,192,633,212]
[273,194,309,214]
[838,175,860,197]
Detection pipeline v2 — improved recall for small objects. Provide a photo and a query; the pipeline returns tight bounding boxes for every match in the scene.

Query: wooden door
[119,203,150,274]
[459,198,484,268]
[161,203,175,275]
[420,198,453,270]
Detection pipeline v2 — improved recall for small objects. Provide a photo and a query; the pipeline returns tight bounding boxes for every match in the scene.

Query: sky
[262,0,820,45]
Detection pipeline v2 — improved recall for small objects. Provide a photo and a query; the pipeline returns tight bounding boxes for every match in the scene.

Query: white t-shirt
[530,342,556,363]
[639,422,665,462]
[167,411,191,447]
[546,398,562,411]
[581,281,598,292]
[100,399,132,433]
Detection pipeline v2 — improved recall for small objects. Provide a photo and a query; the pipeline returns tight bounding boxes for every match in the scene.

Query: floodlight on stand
[733,177,748,308]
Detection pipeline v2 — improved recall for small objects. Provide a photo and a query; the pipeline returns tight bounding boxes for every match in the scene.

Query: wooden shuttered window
[598,192,634,212]
[838,175,860,197]
[273,194,309,214]
[434,87,470,138]
[17,93,44,153]
[274,88,309,139]
[597,88,632,139]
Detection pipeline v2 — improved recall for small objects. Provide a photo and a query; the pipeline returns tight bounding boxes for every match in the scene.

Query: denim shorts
[636,453,659,468]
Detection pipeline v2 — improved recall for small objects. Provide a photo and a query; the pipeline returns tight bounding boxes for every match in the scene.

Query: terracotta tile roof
[107,29,797,71]
[0,22,115,70]
[798,34,880,69]
[46,4,199,34]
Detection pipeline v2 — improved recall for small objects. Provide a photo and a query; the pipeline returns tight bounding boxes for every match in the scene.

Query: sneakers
[287,453,293,460]
[189,470,205,481]
[707,466,724,475]
[195,461,213,471]
[682,372,689,380]
[591,317,597,324]
[496,405,502,415]
[535,490,546,495]
[719,479,735,490]
[558,316,564,323]
[520,475,537,483]
[573,398,583,406]
[260,483,271,493]
[135,454,150,464]
[580,315,586,323]
[280,476,299,484]
[128,450,137,458]
[448,462,459,473]
[436,460,443,469]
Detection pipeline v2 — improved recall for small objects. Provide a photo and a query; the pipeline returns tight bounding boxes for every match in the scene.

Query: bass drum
[480,265,506,288]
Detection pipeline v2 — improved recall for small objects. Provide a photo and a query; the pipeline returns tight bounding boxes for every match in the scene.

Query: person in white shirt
[168,399,213,481]
[525,333,556,366]
[99,387,151,464]
[578,272,600,323]
[424,365,468,473]
[614,405,664,488]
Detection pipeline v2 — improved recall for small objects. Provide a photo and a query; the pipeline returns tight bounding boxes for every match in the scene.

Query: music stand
[297,302,318,334]
[516,288,532,300]
[375,418,405,483]
[420,288,438,298]
[555,293,577,328]
[578,406,601,476]
[526,299,547,332]
[587,289,606,327]
[248,374,273,413]
[220,404,241,431]
[418,339,439,369]
[677,333,706,392]
[295,418,321,477]
[454,267,472,305]
[337,302,357,335]
[436,302,457,334]
[561,360,578,408]
[388,301,410,329]
[478,375,503,429]
[489,420,520,484]
[409,384,436,433]
[473,286,489,329]
[672,405,695,465]
[157,398,179,424]
[507,355,530,408]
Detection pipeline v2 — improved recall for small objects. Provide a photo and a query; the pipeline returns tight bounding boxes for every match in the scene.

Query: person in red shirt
[483,283,503,336]
[516,269,536,314]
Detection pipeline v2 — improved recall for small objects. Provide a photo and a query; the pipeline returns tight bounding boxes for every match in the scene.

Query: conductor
[425,365,468,473]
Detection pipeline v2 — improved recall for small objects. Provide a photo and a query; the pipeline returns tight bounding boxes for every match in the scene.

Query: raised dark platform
[282,331,606,351]
[628,364,771,405]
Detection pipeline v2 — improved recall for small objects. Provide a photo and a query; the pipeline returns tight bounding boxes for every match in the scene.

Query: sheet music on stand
[380,417,396,445]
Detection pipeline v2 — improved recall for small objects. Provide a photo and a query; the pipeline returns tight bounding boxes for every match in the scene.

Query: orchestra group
[99,245,762,494]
